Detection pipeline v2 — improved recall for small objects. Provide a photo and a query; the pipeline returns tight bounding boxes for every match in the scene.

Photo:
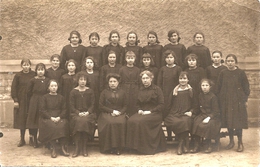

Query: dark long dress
[123,45,143,67]
[140,66,158,85]
[157,65,182,117]
[143,44,163,68]
[163,43,186,69]
[186,45,211,69]
[98,88,127,153]
[83,45,103,70]
[38,94,69,143]
[99,64,122,91]
[70,88,96,135]
[45,67,65,84]
[206,65,227,94]
[164,88,193,134]
[11,70,35,129]
[126,84,166,155]
[192,92,221,139]
[119,66,140,117]
[60,44,86,71]
[26,77,50,129]
[216,68,250,129]
[102,44,124,65]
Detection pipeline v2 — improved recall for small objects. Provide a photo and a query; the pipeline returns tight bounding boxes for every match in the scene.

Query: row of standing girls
[11,30,250,158]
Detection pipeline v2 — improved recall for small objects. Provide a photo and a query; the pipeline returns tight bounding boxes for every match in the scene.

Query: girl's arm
[39,95,51,119]
[69,90,80,115]
[59,96,67,119]
[181,45,187,65]
[11,74,19,102]
[157,67,163,89]
[101,45,108,66]
[205,47,212,68]
[150,86,164,113]
[60,46,67,70]
[87,90,95,114]
[209,95,220,119]
[120,91,128,114]
[99,90,114,113]
[241,70,250,102]
[26,78,34,100]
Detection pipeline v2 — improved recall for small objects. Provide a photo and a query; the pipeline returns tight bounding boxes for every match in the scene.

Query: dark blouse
[123,45,143,67]
[163,43,186,69]
[198,92,220,119]
[83,45,103,69]
[186,45,211,69]
[102,43,124,65]
[45,67,65,83]
[143,44,163,68]
[99,64,122,91]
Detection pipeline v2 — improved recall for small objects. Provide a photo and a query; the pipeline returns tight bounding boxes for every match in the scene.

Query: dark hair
[48,79,59,89]
[193,32,205,43]
[68,30,82,44]
[109,30,120,42]
[20,58,31,66]
[50,54,60,62]
[185,54,199,67]
[89,32,100,41]
[163,50,177,65]
[225,54,238,63]
[147,31,160,44]
[35,63,46,75]
[85,56,96,69]
[140,70,154,80]
[212,50,224,64]
[65,59,77,71]
[179,71,189,79]
[168,29,181,42]
[141,53,155,67]
[75,71,88,84]
[125,51,136,58]
[200,78,214,92]
[106,73,121,83]
[126,31,140,46]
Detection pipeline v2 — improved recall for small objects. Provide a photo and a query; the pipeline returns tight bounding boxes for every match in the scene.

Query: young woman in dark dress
[11,58,35,147]
[60,30,85,72]
[186,32,211,69]
[98,73,127,155]
[70,71,96,157]
[102,30,124,66]
[99,51,122,92]
[26,63,50,148]
[139,53,158,85]
[191,79,221,154]
[126,70,166,155]
[143,31,163,69]
[216,54,250,152]
[164,71,193,155]
[38,80,70,158]
[163,29,186,69]
[123,31,143,67]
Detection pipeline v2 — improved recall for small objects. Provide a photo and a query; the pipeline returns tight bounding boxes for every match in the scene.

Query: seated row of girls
[59,29,211,72]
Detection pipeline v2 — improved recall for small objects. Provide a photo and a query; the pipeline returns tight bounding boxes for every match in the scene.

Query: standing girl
[157,50,182,140]
[26,63,50,148]
[206,51,227,94]
[11,58,35,147]
[46,54,65,85]
[70,71,96,157]
[123,31,143,67]
[191,79,221,153]
[164,71,193,155]
[163,29,186,69]
[102,30,124,65]
[100,51,122,91]
[216,54,250,152]
[38,80,70,158]
[139,53,158,85]
[119,51,140,117]
[83,32,103,70]
[60,30,85,72]
[186,32,211,69]
[143,31,163,69]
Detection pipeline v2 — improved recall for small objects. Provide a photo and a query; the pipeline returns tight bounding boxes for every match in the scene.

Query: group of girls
[11,29,250,158]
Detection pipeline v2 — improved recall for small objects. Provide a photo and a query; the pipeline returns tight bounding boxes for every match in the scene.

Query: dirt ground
[0,128,259,167]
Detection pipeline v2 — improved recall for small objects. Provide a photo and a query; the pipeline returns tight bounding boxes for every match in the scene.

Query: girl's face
[90,36,99,46]
[37,68,45,77]
[212,52,222,65]
[51,57,60,68]
[67,62,76,73]
[126,56,135,66]
[128,33,137,46]
[169,33,179,43]
[110,33,119,44]
[194,34,204,45]
[165,54,175,65]
[85,59,94,70]
[49,81,58,93]
[78,76,87,87]
[179,75,189,86]
[201,81,210,93]
[108,77,119,90]
[187,58,197,68]
[148,34,157,44]
[226,56,236,69]
[108,53,116,64]
[141,74,152,87]
[71,34,80,45]
[143,58,151,67]
[22,62,30,72]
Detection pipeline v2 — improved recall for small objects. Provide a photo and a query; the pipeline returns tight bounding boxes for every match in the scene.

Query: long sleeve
[150,87,164,113]
[88,90,95,114]
[26,78,34,100]
[60,47,67,70]
[157,67,163,89]
[11,74,19,102]
[69,90,80,115]
[40,95,51,119]
[241,70,250,102]
[209,95,220,119]
[99,90,114,113]
[59,96,67,119]
[205,47,211,68]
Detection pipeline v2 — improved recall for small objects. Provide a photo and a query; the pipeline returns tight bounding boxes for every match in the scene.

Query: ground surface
[0,128,259,167]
